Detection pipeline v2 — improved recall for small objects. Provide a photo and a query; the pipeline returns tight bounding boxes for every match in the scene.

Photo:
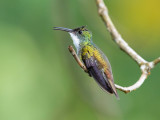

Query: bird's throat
[69,33,80,52]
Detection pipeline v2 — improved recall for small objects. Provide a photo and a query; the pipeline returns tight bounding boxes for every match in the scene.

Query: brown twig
[153,57,160,66]
[95,0,160,93]
[68,46,88,73]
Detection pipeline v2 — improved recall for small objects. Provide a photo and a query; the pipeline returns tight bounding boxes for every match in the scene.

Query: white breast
[69,33,80,51]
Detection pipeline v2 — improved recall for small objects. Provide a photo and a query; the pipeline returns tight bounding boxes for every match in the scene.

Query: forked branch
[95,0,160,93]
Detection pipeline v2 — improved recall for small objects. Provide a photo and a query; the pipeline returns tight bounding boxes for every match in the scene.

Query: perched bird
[54,26,118,98]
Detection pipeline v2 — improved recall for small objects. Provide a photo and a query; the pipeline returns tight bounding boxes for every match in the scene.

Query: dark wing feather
[94,45,119,98]
[83,56,113,94]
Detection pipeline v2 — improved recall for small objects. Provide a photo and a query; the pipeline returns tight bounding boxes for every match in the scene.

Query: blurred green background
[0,0,160,120]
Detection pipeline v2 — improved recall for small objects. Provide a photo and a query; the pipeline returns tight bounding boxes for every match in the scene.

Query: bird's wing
[82,55,114,94]
[96,47,118,98]
[82,45,118,98]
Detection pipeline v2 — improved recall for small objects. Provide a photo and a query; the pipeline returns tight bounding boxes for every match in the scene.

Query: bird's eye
[78,31,82,34]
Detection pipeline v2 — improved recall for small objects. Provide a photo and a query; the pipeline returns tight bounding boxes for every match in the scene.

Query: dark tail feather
[113,91,119,100]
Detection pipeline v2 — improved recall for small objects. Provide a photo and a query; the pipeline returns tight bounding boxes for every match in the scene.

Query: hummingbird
[53,26,118,98]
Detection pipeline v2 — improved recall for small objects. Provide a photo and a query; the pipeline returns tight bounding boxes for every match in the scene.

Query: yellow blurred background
[0,0,160,120]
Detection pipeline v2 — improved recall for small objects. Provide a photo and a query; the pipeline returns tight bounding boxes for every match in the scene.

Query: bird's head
[54,26,92,51]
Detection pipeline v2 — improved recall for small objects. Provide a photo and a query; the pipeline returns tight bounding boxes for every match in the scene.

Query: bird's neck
[69,33,92,52]
[80,41,92,46]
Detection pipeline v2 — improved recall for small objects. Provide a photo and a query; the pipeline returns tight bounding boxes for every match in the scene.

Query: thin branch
[153,57,160,66]
[96,0,160,93]
[68,46,88,73]
[96,0,147,65]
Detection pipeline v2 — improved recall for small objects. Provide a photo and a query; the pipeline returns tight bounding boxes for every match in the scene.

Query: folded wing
[82,45,118,98]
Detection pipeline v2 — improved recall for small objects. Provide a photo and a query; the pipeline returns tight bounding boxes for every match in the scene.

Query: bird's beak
[53,27,73,32]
